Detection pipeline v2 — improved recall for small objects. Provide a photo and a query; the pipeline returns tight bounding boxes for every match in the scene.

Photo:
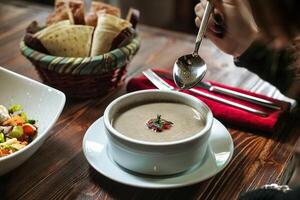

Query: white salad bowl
[104,89,213,175]
[0,67,65,175]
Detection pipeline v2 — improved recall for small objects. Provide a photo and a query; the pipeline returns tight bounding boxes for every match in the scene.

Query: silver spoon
[173,0,213,89]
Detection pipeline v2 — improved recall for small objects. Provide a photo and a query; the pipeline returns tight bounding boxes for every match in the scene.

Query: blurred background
[22,0,199,33]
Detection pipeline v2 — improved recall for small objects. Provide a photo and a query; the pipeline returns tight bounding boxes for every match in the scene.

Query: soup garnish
[146,114,173,132]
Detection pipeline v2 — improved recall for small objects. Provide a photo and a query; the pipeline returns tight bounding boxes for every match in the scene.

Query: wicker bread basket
[20,36,140,98]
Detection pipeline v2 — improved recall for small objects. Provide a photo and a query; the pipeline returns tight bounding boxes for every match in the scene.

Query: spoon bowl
[173,54,207,89]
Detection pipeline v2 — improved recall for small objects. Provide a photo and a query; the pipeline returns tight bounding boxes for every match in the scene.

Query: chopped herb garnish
[146,114,173,132]
[27,119,36,125]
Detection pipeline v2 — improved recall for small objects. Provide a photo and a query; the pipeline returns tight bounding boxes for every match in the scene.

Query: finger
[195,16,219,36]
[195,1,224,35]
[212,0,226,12]
[195,6,205,18]
[211,24,225,37]
[212,12,224,26]
[195,17,201,27]
[204,11,226,38]
[198,0,224,26]
[201,0,207,10]
[195,0,207,14]
[195,2,206,18]
[194,3,202,14]
[195,17,212,30]
[195,20,223,40]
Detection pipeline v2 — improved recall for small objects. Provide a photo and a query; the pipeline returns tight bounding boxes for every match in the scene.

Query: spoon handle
[194,0,213,55]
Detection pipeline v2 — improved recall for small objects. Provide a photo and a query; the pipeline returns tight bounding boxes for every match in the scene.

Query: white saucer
[83,117,234,189]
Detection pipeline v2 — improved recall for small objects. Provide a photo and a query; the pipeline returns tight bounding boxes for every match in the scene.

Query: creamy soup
[113,102,205,143]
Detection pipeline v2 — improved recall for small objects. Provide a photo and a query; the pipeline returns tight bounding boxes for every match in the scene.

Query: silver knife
[143,69,268,117]
[197,82,281,110]
[152,69,281,110]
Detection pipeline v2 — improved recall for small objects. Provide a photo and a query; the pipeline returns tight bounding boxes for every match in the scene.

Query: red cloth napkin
[127,69,291,133]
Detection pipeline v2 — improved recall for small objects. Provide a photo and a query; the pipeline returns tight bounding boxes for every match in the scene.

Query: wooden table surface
[1,1,300,200]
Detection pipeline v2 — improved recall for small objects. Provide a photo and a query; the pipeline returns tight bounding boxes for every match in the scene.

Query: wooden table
[1,1,300,200]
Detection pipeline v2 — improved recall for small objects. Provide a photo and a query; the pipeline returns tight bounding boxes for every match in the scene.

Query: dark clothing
[234,41,300,101]
[239,188,300,200]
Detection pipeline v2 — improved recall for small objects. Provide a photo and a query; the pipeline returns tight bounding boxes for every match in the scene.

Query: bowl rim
[0,66,66,162]
[104,89,214,147]
[20,35,141,61]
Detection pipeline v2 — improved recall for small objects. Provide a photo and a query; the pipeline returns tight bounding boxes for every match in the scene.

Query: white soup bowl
[104,89,213,175]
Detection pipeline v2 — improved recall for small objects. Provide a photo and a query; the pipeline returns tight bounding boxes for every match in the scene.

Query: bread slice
[85,1,121,27]
[90,14,131,56]
[46,0,85,26]
[38,25,94,57]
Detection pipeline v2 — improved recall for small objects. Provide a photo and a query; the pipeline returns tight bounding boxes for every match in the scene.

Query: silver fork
[143,69,269,117]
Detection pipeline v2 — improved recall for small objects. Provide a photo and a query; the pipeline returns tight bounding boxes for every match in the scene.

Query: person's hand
[195,0,258,56]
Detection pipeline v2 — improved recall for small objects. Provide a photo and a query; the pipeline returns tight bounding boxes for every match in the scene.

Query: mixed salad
[0,104,37,157]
